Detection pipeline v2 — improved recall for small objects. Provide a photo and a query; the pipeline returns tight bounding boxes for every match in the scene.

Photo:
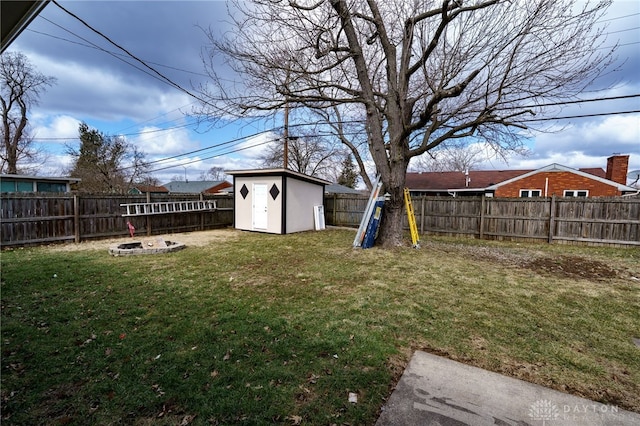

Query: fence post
[74,194,80,243]
[548,195,556,244]
[200,193,205,231]
[146,192,152,236]
[420,196,425,235]
[479,195,485,240]
[333,193,337,226]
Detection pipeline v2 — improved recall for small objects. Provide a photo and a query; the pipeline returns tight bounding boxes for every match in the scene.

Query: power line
[521,93,640,109]
[32,121,198,141]
[51,0,213,107]
[37,16,182,91]
[33,92,639,142]
[113,107,637,174]
[522,109,640,122]
[145,138,275,173]
[605,26,640,35]
[143,128,368,174]
[140,129,276,168]
[26,27,211,78]
[598,12,640,23]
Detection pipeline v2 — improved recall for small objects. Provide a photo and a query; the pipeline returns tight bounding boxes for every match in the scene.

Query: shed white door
[252,183,268,230]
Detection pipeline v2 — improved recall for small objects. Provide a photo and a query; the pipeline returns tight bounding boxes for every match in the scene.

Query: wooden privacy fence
[324,194,640,247]
[1,193,234,247]
[2,193,638,247]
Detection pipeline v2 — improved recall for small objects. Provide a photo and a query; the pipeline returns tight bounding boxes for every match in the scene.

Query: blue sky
[7,0,640,185]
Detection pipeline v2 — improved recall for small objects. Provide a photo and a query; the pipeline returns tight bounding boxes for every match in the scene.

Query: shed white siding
[227,169,328,235]
[285,176,324,233]
[233,175,284,234]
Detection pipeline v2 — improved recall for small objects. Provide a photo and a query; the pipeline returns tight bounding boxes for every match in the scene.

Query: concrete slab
[376,351,640,426]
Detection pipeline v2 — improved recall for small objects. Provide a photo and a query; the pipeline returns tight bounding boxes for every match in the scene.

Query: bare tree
[413,140,484,172]
[310,104,373,189]
[199,166,227,181]
[258,130,344,180]
[1,52,56,174]
[197,0,615,247]
[414,139,532,172]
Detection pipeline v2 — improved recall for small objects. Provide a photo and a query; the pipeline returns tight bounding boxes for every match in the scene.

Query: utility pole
[283,66,292,170]
[283,99,289,169]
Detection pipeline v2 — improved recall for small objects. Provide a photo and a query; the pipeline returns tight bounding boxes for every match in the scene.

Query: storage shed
[226,168,329,234]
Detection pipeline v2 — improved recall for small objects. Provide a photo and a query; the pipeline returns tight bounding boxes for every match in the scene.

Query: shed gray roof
[325,183,362,194]
[226,168,330,185]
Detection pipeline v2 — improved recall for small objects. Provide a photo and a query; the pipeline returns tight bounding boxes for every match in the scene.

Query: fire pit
[109,237,185,256]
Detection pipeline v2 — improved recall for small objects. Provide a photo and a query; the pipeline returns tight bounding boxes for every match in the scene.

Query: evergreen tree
[67,123,149,193]
[337,154,358,188]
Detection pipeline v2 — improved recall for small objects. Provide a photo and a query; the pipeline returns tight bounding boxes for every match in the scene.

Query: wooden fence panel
[0,195,76,245]
[322,194,639,247]
[1,193,234,247]
[421,197,480,237]
[483,198,550,241]
[325,194,368,227]
[553,198,640,245]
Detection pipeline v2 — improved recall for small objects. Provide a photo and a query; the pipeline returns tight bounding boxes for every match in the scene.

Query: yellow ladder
[404,188,420,249]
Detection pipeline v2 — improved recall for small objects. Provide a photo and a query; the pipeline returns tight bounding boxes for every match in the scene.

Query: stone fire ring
[109,237,186,256]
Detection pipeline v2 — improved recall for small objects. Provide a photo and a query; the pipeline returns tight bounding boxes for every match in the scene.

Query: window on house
[37,182,67,193]
[519,189,541,197]
[564,190,588,197]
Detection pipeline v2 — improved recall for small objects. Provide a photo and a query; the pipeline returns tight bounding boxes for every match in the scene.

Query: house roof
[1,174,81,183]
[406,165,632,192]
[486,163,636,192]
[162,180,229,193]
[1,1,49,53]
[406,170,530,191]
[132,185,168,193]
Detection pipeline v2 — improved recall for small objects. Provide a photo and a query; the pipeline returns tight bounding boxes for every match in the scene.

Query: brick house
[407,154,637,198]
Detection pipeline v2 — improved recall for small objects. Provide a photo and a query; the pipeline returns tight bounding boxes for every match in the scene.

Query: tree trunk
[376,155,410,248]
[377,185,406,248]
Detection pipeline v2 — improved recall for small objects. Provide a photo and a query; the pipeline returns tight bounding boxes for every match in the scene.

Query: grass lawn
[1,228,639,425]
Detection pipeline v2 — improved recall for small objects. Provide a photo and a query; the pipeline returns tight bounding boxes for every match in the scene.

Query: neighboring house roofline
[162,180,231,193]
[129,185,169,194]
[485,163,636,192]
[325,183,362,194]
[1,174,81,183]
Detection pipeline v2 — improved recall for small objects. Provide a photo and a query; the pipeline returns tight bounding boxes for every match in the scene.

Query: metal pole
[283,100,289,169]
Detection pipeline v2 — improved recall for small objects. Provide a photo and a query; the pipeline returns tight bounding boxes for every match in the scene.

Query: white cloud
[579,115,639,145]
[233,132,278,161]
[28,51,192,123]
[32,114,80,141]
[531,113,640,163]
[133,126,200,156]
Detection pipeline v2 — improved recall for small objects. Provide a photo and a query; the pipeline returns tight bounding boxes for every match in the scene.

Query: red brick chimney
[606,154,629,185]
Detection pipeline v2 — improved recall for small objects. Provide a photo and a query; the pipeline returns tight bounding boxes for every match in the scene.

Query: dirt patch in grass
[43,228,241,252]
[523,255,621,281]
[423,239,627,281]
